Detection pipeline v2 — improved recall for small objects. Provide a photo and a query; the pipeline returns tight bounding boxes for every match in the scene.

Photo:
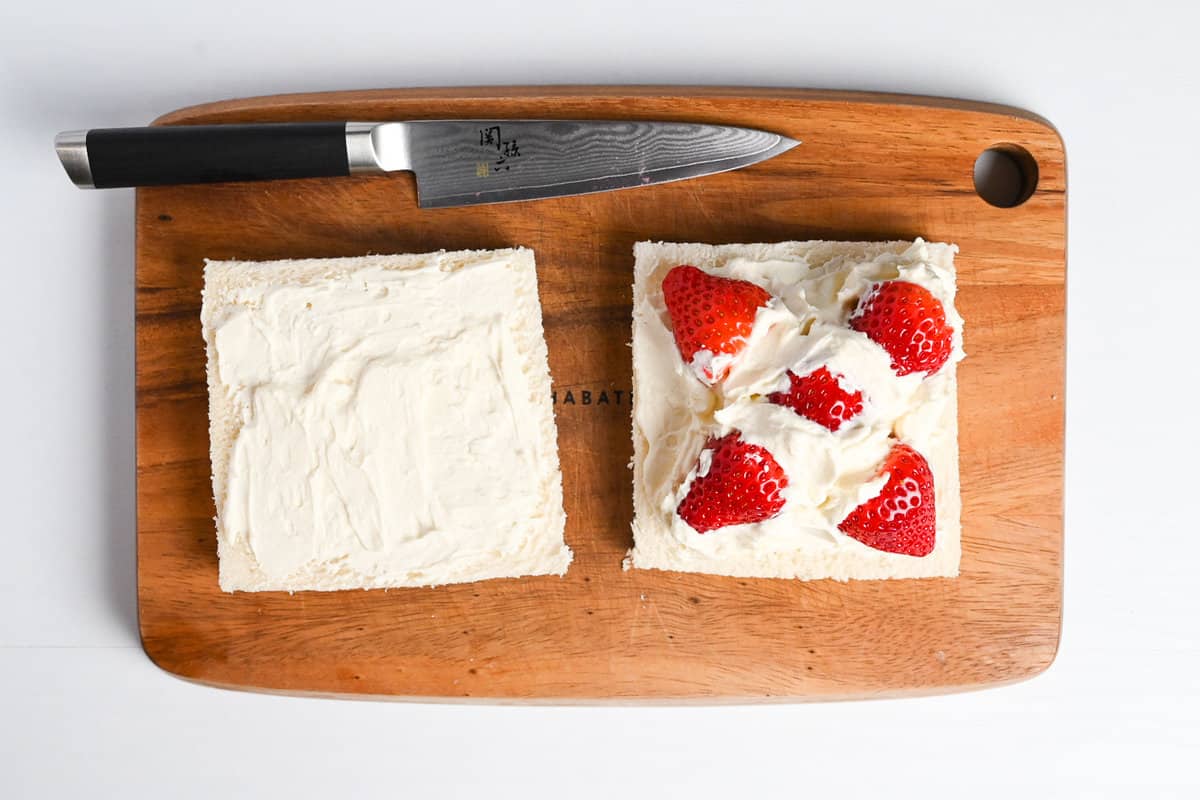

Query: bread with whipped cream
[203,248,572,592]
[629,239,964,580]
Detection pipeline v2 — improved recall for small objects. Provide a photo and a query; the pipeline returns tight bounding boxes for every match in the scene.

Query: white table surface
[2,1,1197,796]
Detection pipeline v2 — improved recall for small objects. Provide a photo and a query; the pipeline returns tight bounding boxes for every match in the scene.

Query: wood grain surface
[136,87,1066,701]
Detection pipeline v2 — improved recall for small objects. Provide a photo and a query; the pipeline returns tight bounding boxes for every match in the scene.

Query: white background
[2,1,1197,797]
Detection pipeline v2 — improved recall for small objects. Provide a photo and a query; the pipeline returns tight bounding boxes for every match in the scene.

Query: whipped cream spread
[630,240,965,580]
[205,250,570,591]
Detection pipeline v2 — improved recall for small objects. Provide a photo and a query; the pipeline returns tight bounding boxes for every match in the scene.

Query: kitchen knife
[54,120,798,207]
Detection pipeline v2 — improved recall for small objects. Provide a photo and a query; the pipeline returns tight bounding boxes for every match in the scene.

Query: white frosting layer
[204,250,571,591]
[630,239,964,580]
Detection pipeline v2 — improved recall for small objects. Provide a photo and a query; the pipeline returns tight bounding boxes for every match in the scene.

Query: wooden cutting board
[136,87,1065,701]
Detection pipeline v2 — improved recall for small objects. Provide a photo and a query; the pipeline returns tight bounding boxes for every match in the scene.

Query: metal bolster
[345,122,383,174]
[345,122,412,174]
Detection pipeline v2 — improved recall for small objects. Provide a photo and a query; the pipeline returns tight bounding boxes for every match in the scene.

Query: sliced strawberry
[661,265,773,384]
[678,433,788,533]
[849,281,954,376]
[768,366,864,432]
[838,443,936,556]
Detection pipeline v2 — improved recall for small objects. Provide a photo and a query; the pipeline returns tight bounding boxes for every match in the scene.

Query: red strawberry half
[838,443,936,556]
[662,265,773,384]
[768,366,864,432]
[678,433,788,533]
[849,280,953,376]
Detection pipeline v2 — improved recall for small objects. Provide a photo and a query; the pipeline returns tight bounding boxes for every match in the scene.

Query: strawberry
[849,281,954,376]
[768,366,864,432]
[661,265,773,384]
[677,433,788,533]
[838,443,936,556]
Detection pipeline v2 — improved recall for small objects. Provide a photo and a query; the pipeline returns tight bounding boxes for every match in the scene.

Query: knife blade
[54,120,799,207]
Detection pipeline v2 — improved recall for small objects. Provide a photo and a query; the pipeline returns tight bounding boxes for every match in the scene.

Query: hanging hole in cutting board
[973,144,1038,208]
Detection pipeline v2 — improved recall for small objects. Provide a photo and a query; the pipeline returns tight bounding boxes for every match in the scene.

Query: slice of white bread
[629,240,963,581]
[203,248,571,592]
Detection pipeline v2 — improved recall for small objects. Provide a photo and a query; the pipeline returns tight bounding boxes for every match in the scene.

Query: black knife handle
[77,123,350,188]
